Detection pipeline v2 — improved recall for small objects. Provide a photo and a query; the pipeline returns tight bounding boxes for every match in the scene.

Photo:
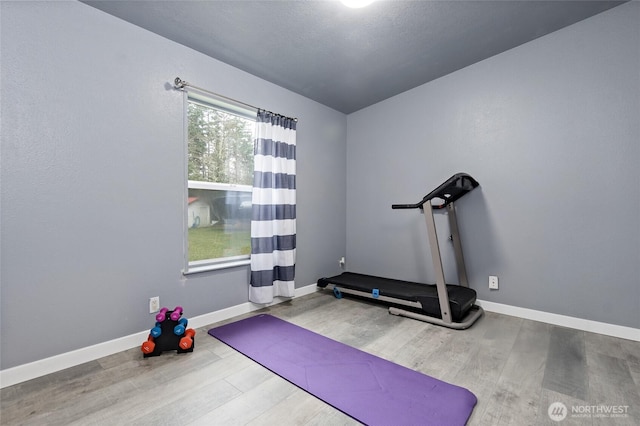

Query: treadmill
[318,173,484,329]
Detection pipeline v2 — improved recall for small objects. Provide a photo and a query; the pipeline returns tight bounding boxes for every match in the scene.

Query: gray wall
[346,2,639,329]
[0,1,347,370]
[1,1,637,373]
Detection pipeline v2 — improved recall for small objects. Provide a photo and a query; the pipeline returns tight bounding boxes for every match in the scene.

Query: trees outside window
[186,98,255,268]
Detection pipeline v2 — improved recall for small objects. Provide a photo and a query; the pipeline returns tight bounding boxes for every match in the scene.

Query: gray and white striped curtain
[249,110,297,304]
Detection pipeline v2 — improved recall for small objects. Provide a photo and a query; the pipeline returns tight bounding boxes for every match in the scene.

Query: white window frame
[182,90,256,275]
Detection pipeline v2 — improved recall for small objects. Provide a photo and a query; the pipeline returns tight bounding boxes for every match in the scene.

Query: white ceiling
[83,0,626,114]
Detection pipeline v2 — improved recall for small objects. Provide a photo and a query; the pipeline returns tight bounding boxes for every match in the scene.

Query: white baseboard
[477,299,640,342]
[3,287,636,389]
[0,283,320,389]
[187,283,319,330]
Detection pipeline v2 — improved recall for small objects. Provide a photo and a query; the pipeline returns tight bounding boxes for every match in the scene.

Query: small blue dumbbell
[150,322,162,338]
[174,317,188,336]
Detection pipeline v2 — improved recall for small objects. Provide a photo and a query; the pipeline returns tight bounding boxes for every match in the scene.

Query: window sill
[183,258,251,275]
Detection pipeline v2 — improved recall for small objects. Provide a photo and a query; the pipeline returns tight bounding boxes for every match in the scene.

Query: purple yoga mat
[208,314,476,425]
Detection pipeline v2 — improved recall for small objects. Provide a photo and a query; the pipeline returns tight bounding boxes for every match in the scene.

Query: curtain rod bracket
[174,77,188,89]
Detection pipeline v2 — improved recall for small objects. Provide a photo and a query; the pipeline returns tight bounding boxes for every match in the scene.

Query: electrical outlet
[489,276,499,290]
[339,256,346,268]
[149,296,160,313]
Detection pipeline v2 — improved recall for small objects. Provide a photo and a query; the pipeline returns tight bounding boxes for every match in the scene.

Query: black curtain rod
[174,77,297,121]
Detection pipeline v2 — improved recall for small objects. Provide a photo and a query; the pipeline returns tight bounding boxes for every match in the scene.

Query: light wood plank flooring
[2,292,639,425]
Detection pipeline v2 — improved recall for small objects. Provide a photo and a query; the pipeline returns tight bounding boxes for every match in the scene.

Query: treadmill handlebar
[391,203,421,209]
[391,173,479,210]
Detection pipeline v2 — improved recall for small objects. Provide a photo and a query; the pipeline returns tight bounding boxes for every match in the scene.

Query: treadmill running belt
[318,272,477,321]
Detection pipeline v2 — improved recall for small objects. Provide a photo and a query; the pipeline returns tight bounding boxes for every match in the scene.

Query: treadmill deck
[318,272,477,322]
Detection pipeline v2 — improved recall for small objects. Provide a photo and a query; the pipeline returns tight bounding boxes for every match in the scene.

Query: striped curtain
[249,110,297,304]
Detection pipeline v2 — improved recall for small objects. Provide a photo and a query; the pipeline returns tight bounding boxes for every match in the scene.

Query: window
[185,92,256,273]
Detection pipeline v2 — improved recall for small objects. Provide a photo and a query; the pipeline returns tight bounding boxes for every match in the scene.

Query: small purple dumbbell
[170,306,183,321]
[155,307,168,322]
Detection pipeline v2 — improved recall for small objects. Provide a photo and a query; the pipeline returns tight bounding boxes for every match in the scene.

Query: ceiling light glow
[341,0,375,8]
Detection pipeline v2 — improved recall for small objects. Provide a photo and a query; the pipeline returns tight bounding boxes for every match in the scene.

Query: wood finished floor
[1,292,639,425]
